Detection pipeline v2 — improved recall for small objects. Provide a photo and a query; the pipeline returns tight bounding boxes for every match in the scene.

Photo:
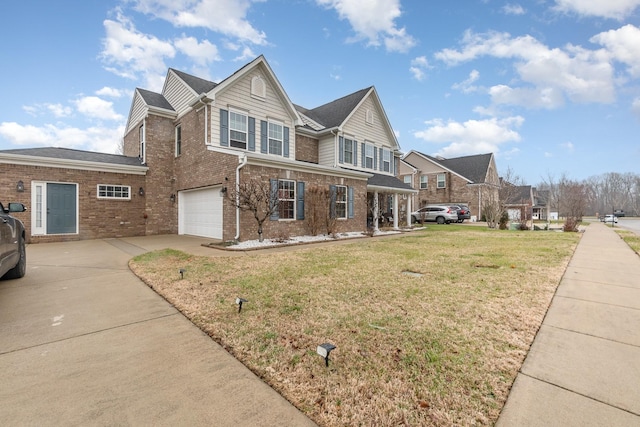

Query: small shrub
[518,222,529,231]
[499,212,509,230]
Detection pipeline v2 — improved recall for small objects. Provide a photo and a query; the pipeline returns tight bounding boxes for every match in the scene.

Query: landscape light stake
[236,297,248,313]
[179,268,186,279]
[317,343,336,367]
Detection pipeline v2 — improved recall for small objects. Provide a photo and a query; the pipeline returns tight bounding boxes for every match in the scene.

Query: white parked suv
[411,205,458,224]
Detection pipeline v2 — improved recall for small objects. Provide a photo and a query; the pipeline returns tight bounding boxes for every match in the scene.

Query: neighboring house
[505,186,551,222]
[399,150,500,221]
[1,55,414,243]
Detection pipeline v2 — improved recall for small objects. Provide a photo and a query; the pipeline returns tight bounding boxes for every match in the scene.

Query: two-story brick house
[399,150,500,221]
[0,55,414,243]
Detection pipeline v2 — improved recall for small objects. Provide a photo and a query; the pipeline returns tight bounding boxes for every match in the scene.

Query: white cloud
[0,122,124,154]
[316,0,416,52]
[73,96,124,121]
[435,30,616,108]
[174,35,220,65]
[591,24,640,78]
[132,0,267,45]
[503,4,526,15]
[95,87,128,98]
[101,11,175,90]
[409,56,430,81]
[544,151,553,158]
[21,103,73,118]
[413,116,524,157]
[452,69,480,93]
[553,0,640,20]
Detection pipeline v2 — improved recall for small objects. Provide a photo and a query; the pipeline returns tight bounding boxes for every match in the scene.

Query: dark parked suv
[0,202,27,280]
[454,204,471,223]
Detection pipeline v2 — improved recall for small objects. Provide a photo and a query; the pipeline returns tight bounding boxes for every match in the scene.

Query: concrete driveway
[0,236,315,426]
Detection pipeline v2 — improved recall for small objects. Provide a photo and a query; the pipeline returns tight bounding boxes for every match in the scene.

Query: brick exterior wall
[0,163,146,244]
[235,165,367,242]
[295,134,319,164]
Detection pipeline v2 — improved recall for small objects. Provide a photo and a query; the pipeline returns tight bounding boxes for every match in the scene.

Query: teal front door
[47,183,77,234]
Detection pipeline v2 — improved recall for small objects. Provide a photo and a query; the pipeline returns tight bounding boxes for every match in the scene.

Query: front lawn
[130,226,579,426]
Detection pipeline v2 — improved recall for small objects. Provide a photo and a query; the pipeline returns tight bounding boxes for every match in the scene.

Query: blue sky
[1,0,639,184]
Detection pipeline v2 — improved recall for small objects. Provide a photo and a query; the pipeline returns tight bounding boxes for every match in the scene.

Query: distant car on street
[602,214,618,224]
[614,210,625,217]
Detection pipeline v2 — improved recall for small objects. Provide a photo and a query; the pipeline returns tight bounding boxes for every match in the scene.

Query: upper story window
[268,121,283,156]
[365,143,374,169]
[335,185,347,219]
[344,138,354,164]
[278,179,295,219]
[229,111,248,149]
[403,175,411,185]
[138,124,145,162]
[175,125,182,156]
[420,175,428,189]
[382,148,391,172]
[437,173,446,188]
[98,185,130,200]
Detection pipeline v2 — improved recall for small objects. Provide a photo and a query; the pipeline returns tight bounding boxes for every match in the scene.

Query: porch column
[407,194,412,227]
[393,193,399,229]
[373,190,379,233]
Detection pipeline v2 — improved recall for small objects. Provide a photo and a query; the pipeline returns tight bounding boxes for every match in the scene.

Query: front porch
[366,173,417,233]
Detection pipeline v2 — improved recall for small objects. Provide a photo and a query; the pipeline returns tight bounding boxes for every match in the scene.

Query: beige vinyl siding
[318,135,336,167]
[403,153,447,174]
[164,71,198,116]
[125,92,148,134]
[212,68,295,153]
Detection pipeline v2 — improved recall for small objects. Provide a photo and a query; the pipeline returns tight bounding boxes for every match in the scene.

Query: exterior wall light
[139,187,145,196]
[16,180,24,192]
[170,194,176,203]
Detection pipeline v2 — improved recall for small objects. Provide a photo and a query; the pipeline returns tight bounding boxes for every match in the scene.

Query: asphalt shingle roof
[413,151,493,184]
[0,147,145,166]
[170,68,217,94]
[137,88,174,111]
[367,172,414,191]
[296,87,371,129]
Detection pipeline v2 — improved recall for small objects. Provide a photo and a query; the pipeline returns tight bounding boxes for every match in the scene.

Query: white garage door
[179,187,223,239]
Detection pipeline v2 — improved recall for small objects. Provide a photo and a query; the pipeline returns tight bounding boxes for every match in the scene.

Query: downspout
[234,153,248,241]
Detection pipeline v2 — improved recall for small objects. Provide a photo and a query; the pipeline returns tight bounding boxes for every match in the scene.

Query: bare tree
[306,185,330,236]
[483,167,524,229]
[228,178,278,242]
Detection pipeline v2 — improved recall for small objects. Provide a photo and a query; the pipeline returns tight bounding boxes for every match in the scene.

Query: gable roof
[438,153,493,184]
[403,150,494,184]
[367,172,415,193]
[137,88,174,111]
[169,68,217,94]
[296,88,371,129]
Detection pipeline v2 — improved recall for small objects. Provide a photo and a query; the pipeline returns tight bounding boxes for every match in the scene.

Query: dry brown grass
[130,226,579,426]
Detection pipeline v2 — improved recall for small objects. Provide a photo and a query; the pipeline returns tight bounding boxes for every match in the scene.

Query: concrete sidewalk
[497,222,640,426]
[0,235,316,426]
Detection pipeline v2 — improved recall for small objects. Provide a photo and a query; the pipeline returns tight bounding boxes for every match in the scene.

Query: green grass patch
[130,227,579,426]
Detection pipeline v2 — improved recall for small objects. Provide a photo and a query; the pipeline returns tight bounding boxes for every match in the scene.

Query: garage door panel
[179,188,222,239]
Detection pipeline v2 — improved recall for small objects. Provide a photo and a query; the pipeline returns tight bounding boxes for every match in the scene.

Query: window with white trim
[382,148,391,172]
[365,143,374,169]
[335,185,347,219]
[268,121,283,155]
[278,180,295,219]
[343,138,354,164]
[437,173,446,188]
[420,175,428,189]
[98,185,131,199]
[229,111,248,149]
[139,124,145,162]
[403,175,411,185]
[175,125,182,156]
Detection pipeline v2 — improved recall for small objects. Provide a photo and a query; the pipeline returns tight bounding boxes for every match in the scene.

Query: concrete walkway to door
[497,222,640,426]
[0,235,316,426]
